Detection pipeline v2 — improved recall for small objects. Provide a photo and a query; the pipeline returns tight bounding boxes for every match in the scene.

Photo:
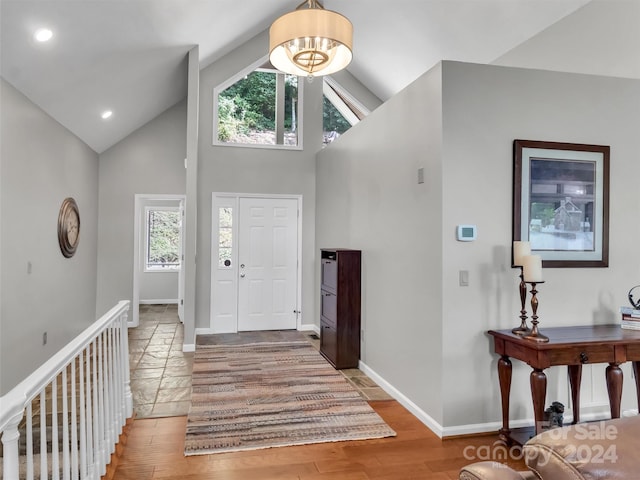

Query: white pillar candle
[513,241,531,266]
[522,255,543,282]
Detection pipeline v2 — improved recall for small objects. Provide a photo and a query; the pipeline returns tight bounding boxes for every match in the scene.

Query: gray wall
[440,62,640,428]
[0,79,99,395]
[194,30,380,334]
[316,64,445,425]
[96,99,187,317]
[194,30,322,332]
[316,61,640,432]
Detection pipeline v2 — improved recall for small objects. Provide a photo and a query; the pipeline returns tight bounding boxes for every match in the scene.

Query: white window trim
[144,206,181,273]
[324,75,370,125]
[212,55,304,151]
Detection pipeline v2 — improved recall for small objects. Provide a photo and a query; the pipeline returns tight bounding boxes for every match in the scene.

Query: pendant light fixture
[269,0,353,78]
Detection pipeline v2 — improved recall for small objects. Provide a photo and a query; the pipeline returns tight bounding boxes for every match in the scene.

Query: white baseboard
[139,299,178,305]
[182,343,195,352]
[356,362,620,438]
[298,323,320,335]
[358,360,446,438]
[195,327,215,336]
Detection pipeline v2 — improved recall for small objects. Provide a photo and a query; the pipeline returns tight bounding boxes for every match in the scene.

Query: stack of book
[620,306,640,330]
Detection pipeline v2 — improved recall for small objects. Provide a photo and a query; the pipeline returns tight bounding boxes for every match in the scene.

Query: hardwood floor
[111,400,527,480]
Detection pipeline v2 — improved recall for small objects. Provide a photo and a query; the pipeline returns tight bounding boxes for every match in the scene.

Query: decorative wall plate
[58,197,80,258]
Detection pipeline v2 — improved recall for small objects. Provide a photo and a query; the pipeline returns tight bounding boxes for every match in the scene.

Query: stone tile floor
[129,304,391,418]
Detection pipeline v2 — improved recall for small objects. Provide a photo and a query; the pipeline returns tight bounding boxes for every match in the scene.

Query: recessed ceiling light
[34,28,53,42]
[101,110,113,120]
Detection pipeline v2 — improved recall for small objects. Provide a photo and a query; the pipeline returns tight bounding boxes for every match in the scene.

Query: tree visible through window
[216,69,300,147]
[322,76,369,146]
[146,209,180,271]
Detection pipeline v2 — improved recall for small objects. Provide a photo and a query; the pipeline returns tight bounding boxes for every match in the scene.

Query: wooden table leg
[633,361,640,413]
[530,368,547,435]
[568,364,582,424]
[606,363,623,419]
[498,355,512,443]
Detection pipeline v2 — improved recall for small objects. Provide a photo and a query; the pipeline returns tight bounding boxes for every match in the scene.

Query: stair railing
[0,300,132,480]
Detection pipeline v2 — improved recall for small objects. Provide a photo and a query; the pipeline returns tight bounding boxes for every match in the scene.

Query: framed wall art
[512,140,610,268]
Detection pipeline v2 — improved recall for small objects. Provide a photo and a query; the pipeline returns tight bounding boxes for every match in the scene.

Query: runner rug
[184,340,396,455]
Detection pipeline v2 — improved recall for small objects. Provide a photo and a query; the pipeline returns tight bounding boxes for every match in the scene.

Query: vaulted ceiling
[1,0,637,154]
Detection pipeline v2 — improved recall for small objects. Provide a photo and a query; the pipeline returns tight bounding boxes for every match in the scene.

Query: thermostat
[457,225,477,241]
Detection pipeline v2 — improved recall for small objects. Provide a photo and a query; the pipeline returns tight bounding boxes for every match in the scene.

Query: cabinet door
[321,259,337,293]
[320,290,337,325]
[320,320,338,366]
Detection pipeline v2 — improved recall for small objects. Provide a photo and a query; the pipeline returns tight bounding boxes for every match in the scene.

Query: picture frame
[512,140,610,268]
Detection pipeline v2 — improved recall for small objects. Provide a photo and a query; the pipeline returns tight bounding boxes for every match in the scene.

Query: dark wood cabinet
[319,249,361,369]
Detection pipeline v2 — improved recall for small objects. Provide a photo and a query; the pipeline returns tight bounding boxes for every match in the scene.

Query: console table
[488,325,640,444]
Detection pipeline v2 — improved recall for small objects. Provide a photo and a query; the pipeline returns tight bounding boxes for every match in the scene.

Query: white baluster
[52,376,60,480]
[78,349,87,479]
[1,410,24,480]
[93,337,105,476]
[70,358,78,480]
[85,346,95,480]
[121,311,133,418]
[62,367,70,480]
[27,402,34,480]
[105,327,114,444]
[104,328,114,449]
[40,390,47,480]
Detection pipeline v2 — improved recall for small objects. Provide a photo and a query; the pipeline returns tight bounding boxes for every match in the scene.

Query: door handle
[240,273,245,278]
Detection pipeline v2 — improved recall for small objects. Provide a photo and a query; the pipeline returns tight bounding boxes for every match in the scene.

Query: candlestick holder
[523,281,549,343]
[512,266,530,335]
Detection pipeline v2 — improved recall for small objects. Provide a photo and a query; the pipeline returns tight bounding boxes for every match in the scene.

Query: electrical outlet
[42,332,47,345]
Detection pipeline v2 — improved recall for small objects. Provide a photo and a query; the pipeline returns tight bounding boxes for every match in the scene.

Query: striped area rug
[184,340,396,455]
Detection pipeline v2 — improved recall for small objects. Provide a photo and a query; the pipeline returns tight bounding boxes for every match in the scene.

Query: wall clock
[58,197,80,258]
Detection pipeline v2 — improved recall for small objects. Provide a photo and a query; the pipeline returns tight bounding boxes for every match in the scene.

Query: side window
[218,207,233,268]
[214,62,303,149]
[322,76,369,146]
[145,208,180,272]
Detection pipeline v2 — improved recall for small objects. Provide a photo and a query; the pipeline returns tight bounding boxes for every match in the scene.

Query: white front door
[210,194,300,333]
[237,197,298,331]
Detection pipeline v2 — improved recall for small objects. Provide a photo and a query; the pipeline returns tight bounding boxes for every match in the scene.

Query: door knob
[240,264,245,269]
[240,273,245,278]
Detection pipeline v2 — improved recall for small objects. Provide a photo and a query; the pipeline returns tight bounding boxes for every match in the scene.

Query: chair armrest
[460,461,536,480]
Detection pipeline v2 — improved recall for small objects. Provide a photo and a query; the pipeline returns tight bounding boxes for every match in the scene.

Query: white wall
[315,61,640,433]
[96,99,187,317]
[0,79,99,395]
[316,64,445,425]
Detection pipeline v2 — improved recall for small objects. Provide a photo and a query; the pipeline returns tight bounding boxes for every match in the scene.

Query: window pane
[219,228,232,248]
[218,207,233,268]
[323,95,351,146]
[219,248,232,268]
[219,207,233,228]
[146,210,180,270]
[216,70,298,147]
